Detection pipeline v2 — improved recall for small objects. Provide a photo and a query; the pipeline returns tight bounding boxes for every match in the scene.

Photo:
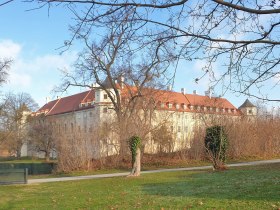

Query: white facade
[34,86,256,158]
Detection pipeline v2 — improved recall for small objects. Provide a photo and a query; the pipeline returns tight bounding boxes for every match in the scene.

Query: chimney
[46,97,50,104]
[193,90,197,95]
[92,83,100,88]
[168,85,172,91]
[181,88,186,94]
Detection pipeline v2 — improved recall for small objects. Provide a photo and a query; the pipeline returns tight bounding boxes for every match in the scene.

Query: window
[104,94,108,99]
[103,107,108,113]
[178,126,181,132]
[248,109,252,114]
[89,112,93,117]
[168,103,172,108]
[71,123,74,132]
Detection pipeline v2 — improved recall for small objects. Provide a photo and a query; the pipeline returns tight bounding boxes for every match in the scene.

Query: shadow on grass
[142,168,280,202]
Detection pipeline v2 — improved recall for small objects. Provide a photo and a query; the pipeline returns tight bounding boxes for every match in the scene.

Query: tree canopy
[33,0,280,101]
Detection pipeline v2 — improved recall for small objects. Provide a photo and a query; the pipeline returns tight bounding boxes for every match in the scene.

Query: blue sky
[0,1,278,110]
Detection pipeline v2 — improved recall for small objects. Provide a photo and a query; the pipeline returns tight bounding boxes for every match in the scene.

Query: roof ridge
[46,98,61,116]
[81,90,92,103]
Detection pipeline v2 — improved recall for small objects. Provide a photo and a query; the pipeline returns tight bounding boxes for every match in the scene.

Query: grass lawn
[0,163,279,210]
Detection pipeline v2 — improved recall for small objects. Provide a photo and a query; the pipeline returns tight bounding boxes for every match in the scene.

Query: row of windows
[161,102,237,113]
[61,123,93,133]
[170,126,188,133]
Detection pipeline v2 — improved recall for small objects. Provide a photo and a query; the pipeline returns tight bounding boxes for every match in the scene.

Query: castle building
[32,83,255,158]
[239,99,258,116]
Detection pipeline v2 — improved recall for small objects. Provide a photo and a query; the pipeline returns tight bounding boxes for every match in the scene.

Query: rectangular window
[103,107,108,113]
[104,94,108,99]
[178,126,181,132]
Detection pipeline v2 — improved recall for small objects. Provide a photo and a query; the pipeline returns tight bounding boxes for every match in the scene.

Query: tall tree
[0,92,38,157]
[55,8,172,175]
[0,59,12,146]
[28,114,56,161]
[34,0,280,101]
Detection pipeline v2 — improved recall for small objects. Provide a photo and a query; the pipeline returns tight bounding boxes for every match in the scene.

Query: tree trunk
[45,152,50,162]
[16,148,21,159]
[130,147,141,176]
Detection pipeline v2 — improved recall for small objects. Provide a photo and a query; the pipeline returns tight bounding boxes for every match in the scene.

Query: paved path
[28,159,280,184]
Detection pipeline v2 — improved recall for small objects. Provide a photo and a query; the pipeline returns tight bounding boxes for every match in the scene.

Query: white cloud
[19,52,77,73]
[1,39,78,106]
[8,71,31,87]
[0,39,22,59]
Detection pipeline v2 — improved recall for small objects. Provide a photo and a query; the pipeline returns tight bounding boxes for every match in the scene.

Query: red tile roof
[36,87,240,116]
[37,90,95,116]
[121,86,240,115]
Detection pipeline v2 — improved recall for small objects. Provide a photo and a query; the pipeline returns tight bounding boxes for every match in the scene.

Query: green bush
[128,136,141,166]
[205,125,228,169]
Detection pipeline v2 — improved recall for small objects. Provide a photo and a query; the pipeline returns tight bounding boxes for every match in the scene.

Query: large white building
[33,83,256,158]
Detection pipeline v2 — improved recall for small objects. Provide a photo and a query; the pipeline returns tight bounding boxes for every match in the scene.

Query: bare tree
[0,92,38,157]
[33,0,280,101]
[151,124,174,154]
[52,8,173,175]
[28,114,56,161]
[0,59,11,88]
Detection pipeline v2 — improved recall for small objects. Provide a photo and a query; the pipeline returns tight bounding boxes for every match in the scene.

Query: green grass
[0,163,279,209]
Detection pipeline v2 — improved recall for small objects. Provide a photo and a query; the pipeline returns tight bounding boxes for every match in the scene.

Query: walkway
[28,159,280,184]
